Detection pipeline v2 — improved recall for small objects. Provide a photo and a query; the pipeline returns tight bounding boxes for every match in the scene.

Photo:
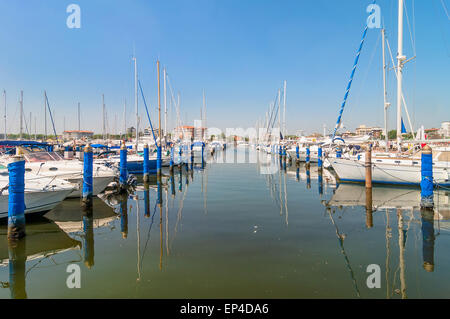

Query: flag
[401,118,407,134]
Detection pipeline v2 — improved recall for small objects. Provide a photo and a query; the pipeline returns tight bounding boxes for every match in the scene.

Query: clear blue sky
[0,0,449,135]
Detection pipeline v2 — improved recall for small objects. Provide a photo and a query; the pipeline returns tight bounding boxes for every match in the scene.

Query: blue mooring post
[119,142,128,190]
[336,147,342,158]
[82,144,93,205]
[306,146,310,164]
[157,144,162,178]
[143,144,150,182]
[318,146,323,168]
[420,145,434,209]
[201,142,205,167]
[8,154,26,240]
[178,145,183,166]
[170,146,174,171]
[296,144,299,161]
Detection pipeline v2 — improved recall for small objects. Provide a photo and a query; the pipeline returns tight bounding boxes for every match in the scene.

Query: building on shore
[355,125,383,138]
[63,130,94,140]
[440,121,450,138]
[174,125,207,141]
[425,128,442,139]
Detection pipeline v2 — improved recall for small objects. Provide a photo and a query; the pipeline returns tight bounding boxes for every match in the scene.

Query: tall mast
[29,112,31,138]
[34,116,36,140]
[134,57,139,150]
[123,99,126,140]
[19,90,23,140]
[278,88,281,141]
[102,94,106,140]
[202,90,206,141]
[163,67,167,144]
[382,28,390,151]
[396,0,405,148]
[283,80,287,137]
[44,91,47,140]
[3,90,6,139]
[78,102,81,131]
[203,89,206,141]
[157,60,162,147]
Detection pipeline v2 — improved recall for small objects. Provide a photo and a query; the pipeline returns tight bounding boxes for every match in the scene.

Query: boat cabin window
[49,167,58,171]
[24,152,64,163]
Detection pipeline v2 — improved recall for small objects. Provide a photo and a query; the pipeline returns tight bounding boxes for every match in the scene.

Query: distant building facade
[440,121,450,138]
[425,128,442,139]
[63,130,93,139]
[143,127,163,138]
[355,125,383,138]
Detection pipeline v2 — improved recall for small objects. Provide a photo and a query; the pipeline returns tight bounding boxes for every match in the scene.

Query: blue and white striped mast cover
[332,0,376,141]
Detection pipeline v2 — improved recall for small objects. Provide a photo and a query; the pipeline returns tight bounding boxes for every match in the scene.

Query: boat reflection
[0,217,82,299]
[324,183,450,298]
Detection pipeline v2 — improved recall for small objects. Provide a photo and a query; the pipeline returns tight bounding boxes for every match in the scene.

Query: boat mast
[203,89,207,141]
[396,0,405,148]
[283,81,287,138]
[44,91,47,140]
[102,94,106,140]
[78,102,81,131]
[278,88,281,142]
[157,60,161,148]
[123,99,126,140]
[3,90,6,139]
[19,90,23,140]
[134,57,139,150]
[163,67,167,146]
[382,28,390,151]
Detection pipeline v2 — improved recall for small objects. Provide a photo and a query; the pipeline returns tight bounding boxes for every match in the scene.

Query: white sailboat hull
[330,157,450,186]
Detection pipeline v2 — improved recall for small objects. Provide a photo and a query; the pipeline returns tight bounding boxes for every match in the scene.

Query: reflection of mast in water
[283,167,288,226]
[158,178,163,271]
[385,209,391,299]
[136,193,141,282]
[326,208,361,298]
[8,239,27,299]
[203,166,208,215]
[165,187,169,256]
[278,164,282,216]
[171,169,190,249]
[397,209,407,299]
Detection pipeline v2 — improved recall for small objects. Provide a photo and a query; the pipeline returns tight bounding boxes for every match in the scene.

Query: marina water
[0,147,449,298]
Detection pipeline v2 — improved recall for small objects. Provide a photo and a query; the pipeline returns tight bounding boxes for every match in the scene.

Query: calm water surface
[1,148,449,298]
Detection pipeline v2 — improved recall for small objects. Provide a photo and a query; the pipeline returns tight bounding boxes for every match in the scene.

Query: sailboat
[329,0,450,186]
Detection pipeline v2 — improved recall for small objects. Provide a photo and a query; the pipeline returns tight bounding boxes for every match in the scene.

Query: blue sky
[0,0,449,135]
